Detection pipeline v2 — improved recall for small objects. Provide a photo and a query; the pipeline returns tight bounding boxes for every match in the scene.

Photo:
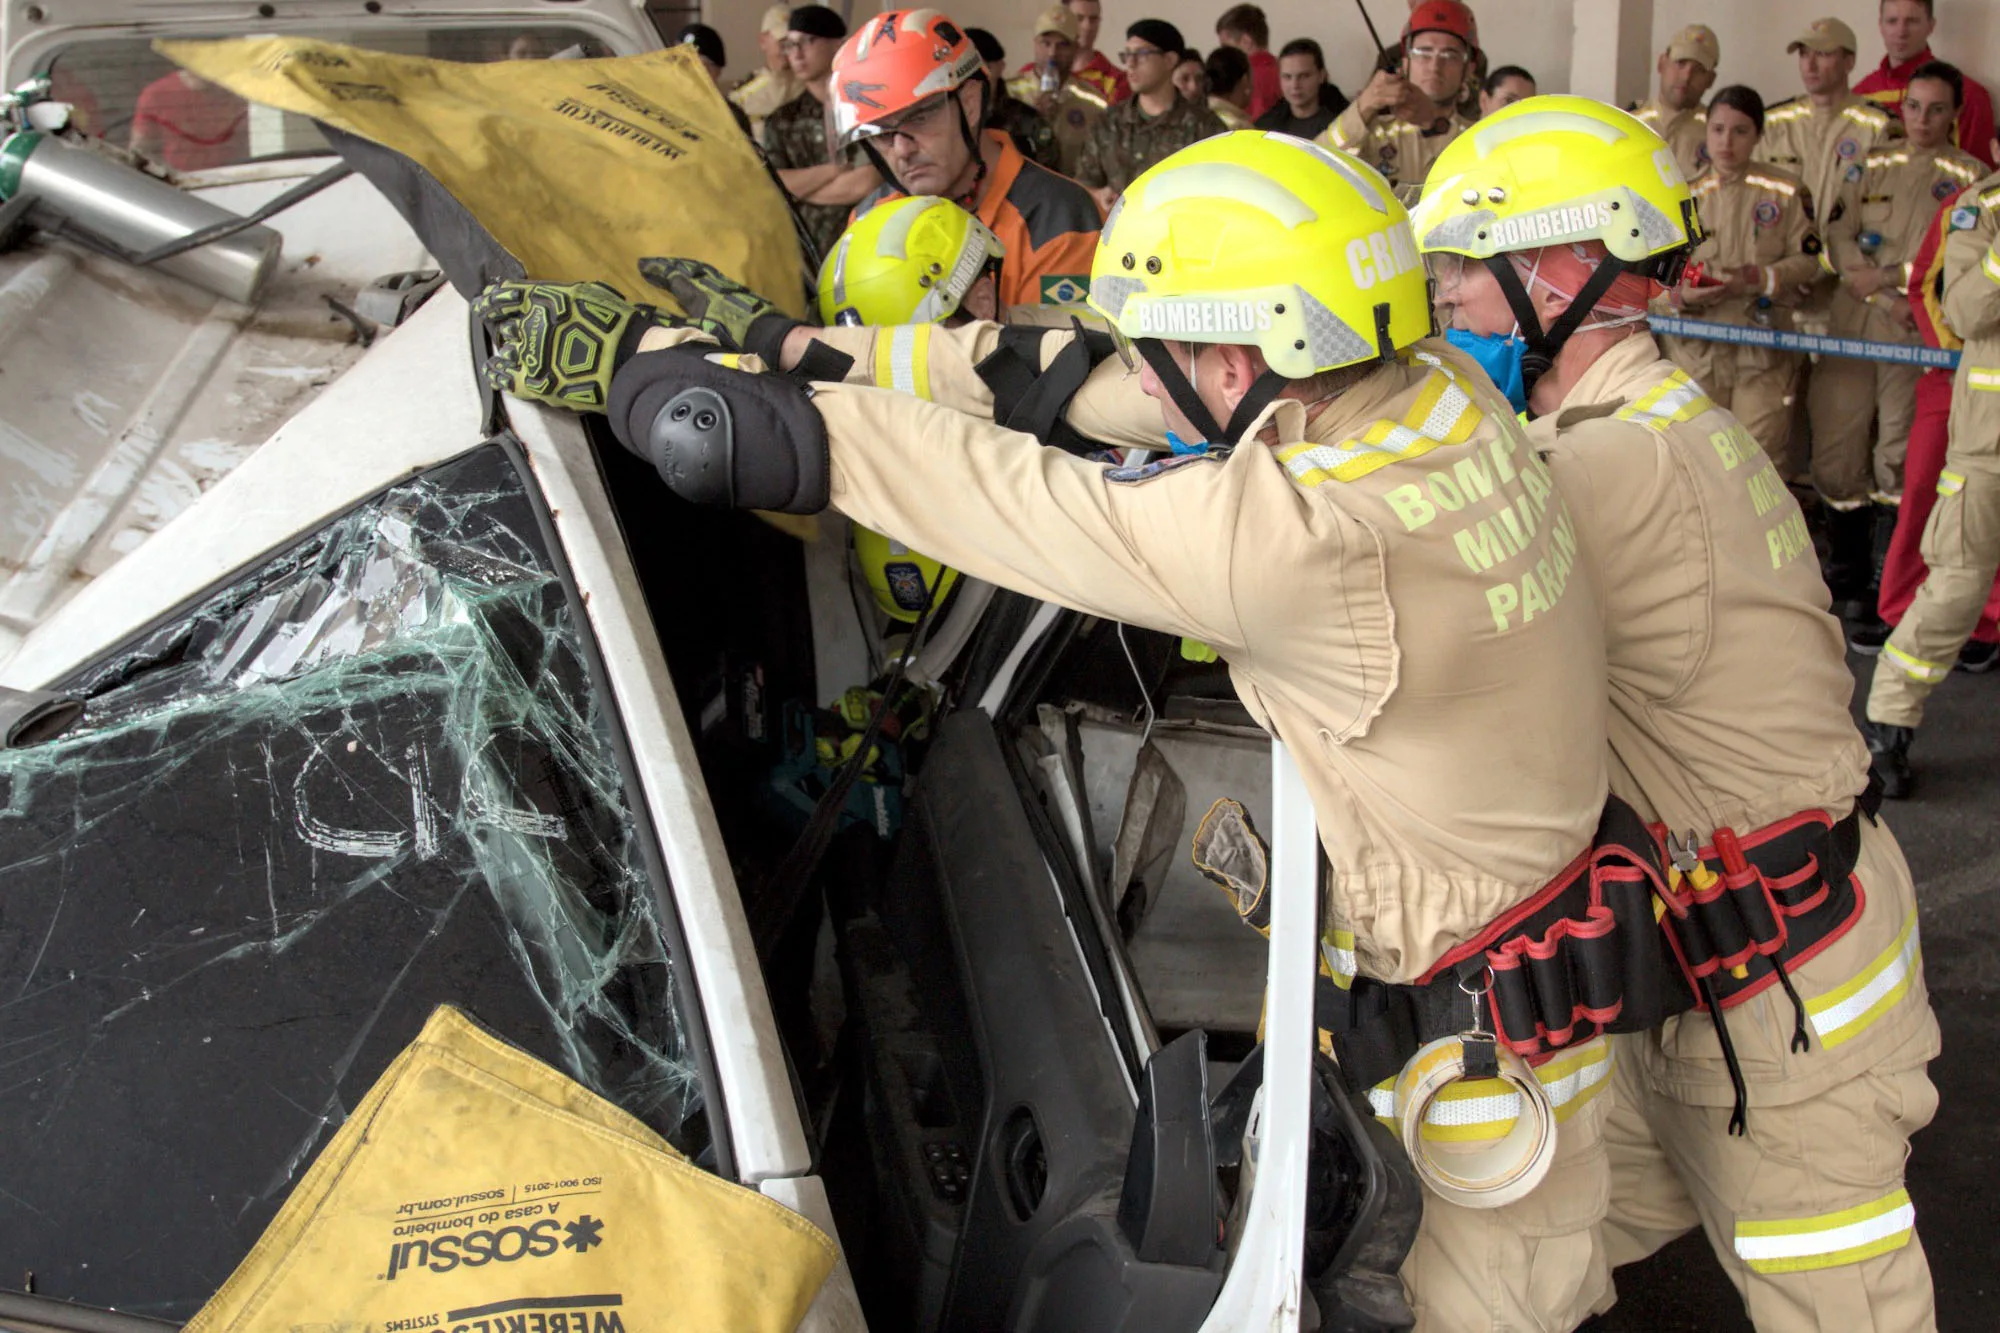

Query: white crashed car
[0,2,1358,1329]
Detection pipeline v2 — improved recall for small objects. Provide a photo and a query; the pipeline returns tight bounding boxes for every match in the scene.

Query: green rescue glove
[639,256,801,364]
[472,279,665,412]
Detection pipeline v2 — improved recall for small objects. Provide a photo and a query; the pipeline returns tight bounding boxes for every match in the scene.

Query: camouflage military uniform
[1074,94,1226,196]
[988,91,1061,173]
[762,90,853,262]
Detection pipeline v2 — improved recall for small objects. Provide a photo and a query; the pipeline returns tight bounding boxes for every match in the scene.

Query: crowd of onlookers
[711,0,2000,669]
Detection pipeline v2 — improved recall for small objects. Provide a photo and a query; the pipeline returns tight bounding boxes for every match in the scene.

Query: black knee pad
[608,346,830,513]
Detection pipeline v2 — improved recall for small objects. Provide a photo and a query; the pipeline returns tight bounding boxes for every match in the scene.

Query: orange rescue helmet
[829,8,985,151]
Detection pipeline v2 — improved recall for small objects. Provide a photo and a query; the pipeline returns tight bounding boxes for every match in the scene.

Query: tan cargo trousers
[1400,821,1940,1331]
[1868,457,2000,726]
[1806,348,1920,503]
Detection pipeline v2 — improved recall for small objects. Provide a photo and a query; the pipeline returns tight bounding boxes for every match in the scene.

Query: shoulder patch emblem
[1950,205,1980,231]
[1936,179,1959,202]
[1844,163,1863,183]
[1104,454,1212,485]
[1755,199,1781,228]
[1837,137,1860,160]
[1040,274,1089,304]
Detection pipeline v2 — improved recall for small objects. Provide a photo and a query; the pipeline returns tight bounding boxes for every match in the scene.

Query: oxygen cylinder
[0,129,281,303]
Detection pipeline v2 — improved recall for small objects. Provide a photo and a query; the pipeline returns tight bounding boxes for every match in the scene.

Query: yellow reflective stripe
[1983,246,2000,286]
[1321,928,1357,991]
[1276,362,1479,486]
[873,325,934,400]
[1615,370,1715,432]
[1937,469,1966,495]
[1807,911,1920,1048]
[1734,1188,1916,1274]
[1884,641,1954,683]
[1364,1040,1611,1141]
[1966,368,2000,393]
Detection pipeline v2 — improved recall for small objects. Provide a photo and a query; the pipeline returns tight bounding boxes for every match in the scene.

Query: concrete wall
[1653,1,1999,111]
[707,1,2000,118]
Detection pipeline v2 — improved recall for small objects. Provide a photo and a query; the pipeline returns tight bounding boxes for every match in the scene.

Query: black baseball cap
[1127,19,1186,54]
[675,22,726,67]
[966,26,1006,65]
[787,5,848,41]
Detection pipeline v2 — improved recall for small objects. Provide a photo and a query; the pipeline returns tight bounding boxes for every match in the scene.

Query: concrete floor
[1585,649,1998,1332]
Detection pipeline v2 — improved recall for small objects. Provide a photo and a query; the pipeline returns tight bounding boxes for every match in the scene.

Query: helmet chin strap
[1483,252,1630,401]
[1136,339,1288,451]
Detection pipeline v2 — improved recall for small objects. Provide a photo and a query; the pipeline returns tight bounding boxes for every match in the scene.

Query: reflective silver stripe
[889,326,918,397]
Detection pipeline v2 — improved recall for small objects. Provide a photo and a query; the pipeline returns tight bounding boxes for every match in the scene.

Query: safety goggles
[846,92,953,149]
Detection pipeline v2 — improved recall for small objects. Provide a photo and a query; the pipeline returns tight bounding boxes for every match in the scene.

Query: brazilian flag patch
[1041,274,1090,304]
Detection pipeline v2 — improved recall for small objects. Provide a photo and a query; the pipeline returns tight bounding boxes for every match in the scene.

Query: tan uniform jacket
[1823,144,1983,339]
[1530,333,1868,835]
[1209,96,1253,132]
[1319,104,1470,195]
[1538,335,1934,1108]
[1632,98,1707,183]
[1009,74,1107,180]
[1756,95,1897,234]
[729,66,803,139]
[1678,166,1821,328]
[801,318,1162,450]
[1941,172,2000,464]
[810,342,1610,982]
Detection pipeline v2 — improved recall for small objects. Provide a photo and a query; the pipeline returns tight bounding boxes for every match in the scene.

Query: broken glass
[0,442,709,1318]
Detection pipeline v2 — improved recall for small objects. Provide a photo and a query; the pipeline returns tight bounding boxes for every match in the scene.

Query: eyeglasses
[1119,46,1169,65]
[865,94,950,147]
[779,36,824,54]
[1407,45,1469,65]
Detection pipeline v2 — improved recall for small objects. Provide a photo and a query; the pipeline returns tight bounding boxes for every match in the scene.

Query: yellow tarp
[186,1006,836,1333]
[159,37,806,315]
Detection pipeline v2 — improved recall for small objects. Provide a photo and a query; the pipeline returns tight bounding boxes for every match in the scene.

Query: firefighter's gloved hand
[639,256,800,365]
[473,279,670,412]
[607,343,829,514]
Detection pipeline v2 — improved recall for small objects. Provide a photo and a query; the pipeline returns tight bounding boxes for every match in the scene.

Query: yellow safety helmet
[854,523,961,622]
[1410,95,1700,394]
[1086,131,1432,443]
[1086,131,1432,378]
[1411,95,1699,272]
[818,195,1006,327]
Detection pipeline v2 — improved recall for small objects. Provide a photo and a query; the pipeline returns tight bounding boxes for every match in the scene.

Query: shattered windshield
[0,442,709,1317]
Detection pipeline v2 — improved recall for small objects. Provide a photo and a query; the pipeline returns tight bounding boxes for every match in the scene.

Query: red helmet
[829,9,985,151]
[1404,0,1480,56]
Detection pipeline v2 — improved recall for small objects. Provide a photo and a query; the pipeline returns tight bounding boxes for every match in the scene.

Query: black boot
[1848,613,1893,654]
[1822,506,1876,618]
[1865,721,1916,799]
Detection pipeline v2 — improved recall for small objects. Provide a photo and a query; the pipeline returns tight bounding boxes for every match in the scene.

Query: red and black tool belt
[1320,788,1875,1110]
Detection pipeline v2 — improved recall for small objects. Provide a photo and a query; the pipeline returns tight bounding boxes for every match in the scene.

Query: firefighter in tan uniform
[478,133,1636,1332]
[1758,19,1900,229]
[727,4,804,142]
[1631,23,1719,183]
[1810,69,1981,509]
[1418,96,1940,1332]
[1864,167,2000,795]
[1006,4,1106,181]
[1659,85,1822,478]
[1320,0,1476,197]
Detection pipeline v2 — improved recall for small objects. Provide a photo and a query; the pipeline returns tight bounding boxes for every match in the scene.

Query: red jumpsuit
[1878,183,2000,640]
